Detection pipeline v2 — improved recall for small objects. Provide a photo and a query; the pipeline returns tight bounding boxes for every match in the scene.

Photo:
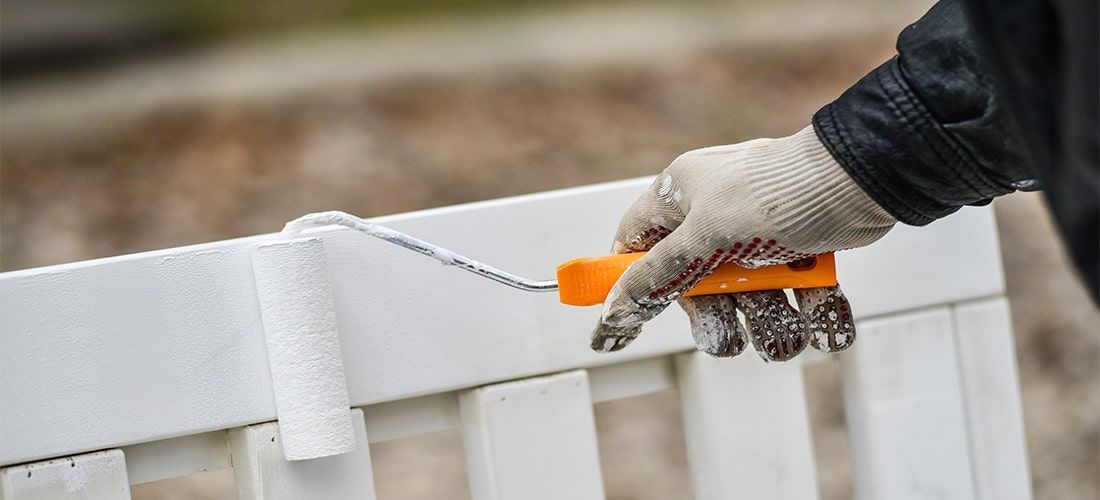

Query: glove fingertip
[740,290,808,362]
[680,295,746,358]
[794,285,856,353]
[590,322,641,353]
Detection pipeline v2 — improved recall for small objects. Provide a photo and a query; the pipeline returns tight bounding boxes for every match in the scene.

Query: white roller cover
[251,237,355,461]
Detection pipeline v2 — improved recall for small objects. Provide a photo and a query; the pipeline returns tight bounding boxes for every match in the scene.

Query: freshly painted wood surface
[0,177,1003,465]
[676,351,819,500]
[459,370,605,500]
[362,393,460,443]
[953,299,1033,500]
[0,450,130,500]
[841,308,976,500]
[122,431,229,485]
[118,356,683,487]
[228,409,375,500]
[587,356,676,403]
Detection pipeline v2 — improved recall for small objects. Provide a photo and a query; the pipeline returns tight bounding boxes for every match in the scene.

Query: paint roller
[252,237,356,461]
[281,210,837,305]
[250,210,835,461]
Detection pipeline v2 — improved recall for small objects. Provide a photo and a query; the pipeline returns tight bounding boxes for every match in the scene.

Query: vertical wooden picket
[841,308,976,500]
[953,298,1032,500]
[675,350,819,500]
[0,450,131,500]
[228,409,376,500]
[458,370,605,500]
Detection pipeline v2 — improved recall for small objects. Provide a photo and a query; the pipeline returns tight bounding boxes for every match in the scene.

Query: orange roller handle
[555,252,836,306]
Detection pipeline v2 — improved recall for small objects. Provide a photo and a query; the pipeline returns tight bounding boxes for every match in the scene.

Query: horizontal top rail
[0,177,1005,465]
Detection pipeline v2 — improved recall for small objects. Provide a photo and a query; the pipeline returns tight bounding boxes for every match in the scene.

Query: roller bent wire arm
[282,211,560,293]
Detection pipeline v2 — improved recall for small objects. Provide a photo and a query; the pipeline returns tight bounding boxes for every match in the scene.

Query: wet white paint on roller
[284,211,395,241]
[284,211,460,267]
[251,237,355,461]
[284,210,556,292]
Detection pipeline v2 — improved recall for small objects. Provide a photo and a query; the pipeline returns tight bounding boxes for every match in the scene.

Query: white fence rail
[0,178,1030,499]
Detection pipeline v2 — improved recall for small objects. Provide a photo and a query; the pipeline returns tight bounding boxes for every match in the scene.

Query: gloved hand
[591,126,896,361]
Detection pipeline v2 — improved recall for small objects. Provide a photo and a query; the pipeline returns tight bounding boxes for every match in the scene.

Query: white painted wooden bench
[0,178,1031,499]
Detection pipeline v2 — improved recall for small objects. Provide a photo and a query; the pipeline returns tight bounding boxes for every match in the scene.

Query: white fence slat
[0,449,130,500]
[122,430,229,485]
[675,351,819,500]
[459,370,604,500]
[841,308,976,500]
[1,175,1002,466]
[953,298,1032,500]
[228,409,375,500]
[588,356,676,403]
[363,393,460,443]
[836,206,1004,317]
[361,357,679,446]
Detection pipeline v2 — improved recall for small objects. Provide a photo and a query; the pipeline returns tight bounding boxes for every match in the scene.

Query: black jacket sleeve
[812,0,1033,226]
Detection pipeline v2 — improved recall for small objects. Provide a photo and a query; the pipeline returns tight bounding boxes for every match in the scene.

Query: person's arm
[813,0,1034,225]
[590,0,1037,359]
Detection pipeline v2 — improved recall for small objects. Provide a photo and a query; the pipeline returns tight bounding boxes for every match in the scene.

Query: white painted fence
[0,178,1031,499]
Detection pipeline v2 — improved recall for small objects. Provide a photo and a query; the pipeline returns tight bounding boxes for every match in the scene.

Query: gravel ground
[2,3,1096,499]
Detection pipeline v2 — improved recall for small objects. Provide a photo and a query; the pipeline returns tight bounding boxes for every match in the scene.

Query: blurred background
[2,0,1097,498]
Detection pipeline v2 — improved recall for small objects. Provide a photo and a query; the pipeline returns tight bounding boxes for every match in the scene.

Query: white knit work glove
[591,126,896,361]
